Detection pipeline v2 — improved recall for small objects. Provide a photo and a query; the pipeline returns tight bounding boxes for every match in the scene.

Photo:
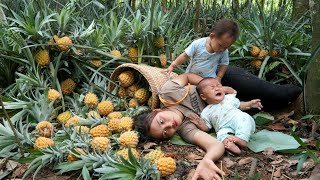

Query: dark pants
[221,67,302,111]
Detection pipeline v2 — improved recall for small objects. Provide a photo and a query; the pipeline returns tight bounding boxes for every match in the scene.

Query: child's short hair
[211,19,240,40]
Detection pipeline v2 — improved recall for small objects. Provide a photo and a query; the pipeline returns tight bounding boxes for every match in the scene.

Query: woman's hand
[192,158,225,180]
[187,113,209,132]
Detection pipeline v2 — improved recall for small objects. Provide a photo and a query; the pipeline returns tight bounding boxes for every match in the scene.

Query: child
[194,77,262,155]
[163,19,240,82]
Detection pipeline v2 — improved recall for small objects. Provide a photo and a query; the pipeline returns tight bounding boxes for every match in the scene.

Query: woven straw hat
[109,63,177,109]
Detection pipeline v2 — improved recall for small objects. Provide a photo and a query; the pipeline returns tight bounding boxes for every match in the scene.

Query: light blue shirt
[185,37,229,78]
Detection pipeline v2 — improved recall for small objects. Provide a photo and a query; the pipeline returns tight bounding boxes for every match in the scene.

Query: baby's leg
[223,137,241,155]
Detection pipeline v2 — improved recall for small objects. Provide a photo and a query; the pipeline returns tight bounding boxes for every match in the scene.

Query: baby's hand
[249,99,263,110]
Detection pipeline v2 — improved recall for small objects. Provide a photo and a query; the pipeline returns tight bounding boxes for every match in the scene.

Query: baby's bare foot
[223,138,241,155]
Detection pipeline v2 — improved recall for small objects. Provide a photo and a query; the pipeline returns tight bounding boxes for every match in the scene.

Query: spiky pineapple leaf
[55,160,87,174]
[82,166,91,180]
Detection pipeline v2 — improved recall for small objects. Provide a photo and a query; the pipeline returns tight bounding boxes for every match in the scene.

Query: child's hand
[161,65,174,74]
[249,99,263,110]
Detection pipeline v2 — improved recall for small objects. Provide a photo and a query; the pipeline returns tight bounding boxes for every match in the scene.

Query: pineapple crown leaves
[103,13,127,49]
[71,19,95,39]
[25,94,57,123]
[125,10,151,43]
[51,7,75,34]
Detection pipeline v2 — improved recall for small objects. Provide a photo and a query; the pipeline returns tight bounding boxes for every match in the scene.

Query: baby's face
[201,79,225,104]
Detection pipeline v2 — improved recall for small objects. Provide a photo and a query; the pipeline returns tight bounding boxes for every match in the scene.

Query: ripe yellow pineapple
[107,111,122,119]
[48,89,61,103]
[35,49,50,66]
[155,157,176,177]
[67,148,86,162]
[144,149,165,163]
[91,137,110,152]
[110,50,122,57]
[60,78,76,95]
[159,53,167,67]
[128,47,138,62]
[75,126,90,134]
[119,117,133,131]
[34,137,54,150]
[129,99,138,108]
[250,46,260,56]
[118,131,139,147]
[57,111,72,124]
[154,36,165,49]
[134,88,149,104]
[49,35,60,49]
[270,49,279,58]
[84,92,99,108]
[258,49,269,60]
[251,60,262,69]
[98,100,114,116]
[87,111,100,118]
[90,60,103,67]
[127,84,140,97]
[116,148,140,160]
[57,36,72,51]
[147,97,153,108]
[65,116,80,127]
[89,124,111,137]
[107,118,120,133]
[36,121,54,138]
[118,71,135,87]
[118,87,128,97]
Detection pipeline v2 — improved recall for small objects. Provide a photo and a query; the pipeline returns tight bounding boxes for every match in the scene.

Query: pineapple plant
[107,118,120,133]
[57,36,72,51]
[129,99,138,108]
[87,110,100,118]
[48,89,62,103]
[119,117,134,131]
[251,60,262,69]
[148,97,153,108]
[98,100,114,116]
[128,47,138,62]
[107,111,122,119]
[89,124,111,137]
[118,131,139,147]
[134,88,149,104]
[91,137,110,152]
[75,126,90,134]
[159,53,167,67]
[57,111,72,124]
[65,116,81,127]
[116,148,140,160]
[35,49,50,66]
[155,157,176,177]
[258,49,269,60]
[154,36,165,49]
[84,92,99,108]
[144,149,165,163]
[127,84,140,97]
[67,148,86,162]
[118,87,128,97]
[250,46,260,56]
[90,60,103,67]
[118,71,135,87]
[60,78,76,95]
[110,50,122,57]
[270,49,279,58]
[34,137,55,150]
[36,121,54,138]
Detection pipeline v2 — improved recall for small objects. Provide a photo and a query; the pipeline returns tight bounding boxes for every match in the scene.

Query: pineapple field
[0,0,320,180]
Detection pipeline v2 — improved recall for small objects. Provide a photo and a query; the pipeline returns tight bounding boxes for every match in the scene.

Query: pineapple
[57,36,72,51]
[270,49,279,58]
[84,92,99,108]
[118,87,128,97]
[107,111,122,119]
[65,116,80,127]
[134,88,149,104]
[75,126,90,134]
[35,49,50,66]
[118,131,139,147]
[60,78,76,95]
[87,111,100,118]
[67,148,86,162]
[258,49,269,60]
[89,124,111,137]
[57,111,72,124]
[49,35,60,49]
[147,97,153,108]
[250,46,260,56]
[34,137,54,150]
[127,84,140,97]
[128,47,138,62]
[48,89,61,103]
[129,99,138,108]
[118,71,135,87]
[155,157,176,177]
[159,53,167,67]
[36,121,54,138]
[110,50,122,57]
[91,137,110,152]
[144,149,165,163]
[98,100,114,116]
[154,36,165,49]
[90,60,103,67]
[116,148,140,160]
[119,117,134,131]
[107,118,120,133]
[251,60,262,69]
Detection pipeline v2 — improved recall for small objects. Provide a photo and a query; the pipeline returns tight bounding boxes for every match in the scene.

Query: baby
[194,77,263,155]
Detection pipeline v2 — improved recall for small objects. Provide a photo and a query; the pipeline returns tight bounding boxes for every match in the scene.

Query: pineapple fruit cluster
[250,45,280,70]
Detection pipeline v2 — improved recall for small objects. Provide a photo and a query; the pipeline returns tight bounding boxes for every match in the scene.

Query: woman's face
[149,110,183,140]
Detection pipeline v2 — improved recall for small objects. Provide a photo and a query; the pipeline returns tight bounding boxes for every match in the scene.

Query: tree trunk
[305,0,320,114]
[194,0,201,35]
[292,0,310,20]
[132,0,136,12]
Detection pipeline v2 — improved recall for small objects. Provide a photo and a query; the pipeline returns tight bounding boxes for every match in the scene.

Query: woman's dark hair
[211,19,240,40]
[134,110,159,142]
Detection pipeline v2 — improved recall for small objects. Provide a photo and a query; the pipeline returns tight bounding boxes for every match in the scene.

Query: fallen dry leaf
[165,153,177,158]
[238,157,253,166]
[283,159,299,168]
[270,158,284,165]
[267,123,286,131]
[143,142,157,150]
[302,159,315,170]
[223,157,236,168]
[275,111,294,120]
[273,168,281,177]
[185,153,203,160]
[309,164,320,180]
[287,118,299,125]
[6,160,19,171]
[262,147,275,156]
[12,164,28,178]
[186,169,196,180]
